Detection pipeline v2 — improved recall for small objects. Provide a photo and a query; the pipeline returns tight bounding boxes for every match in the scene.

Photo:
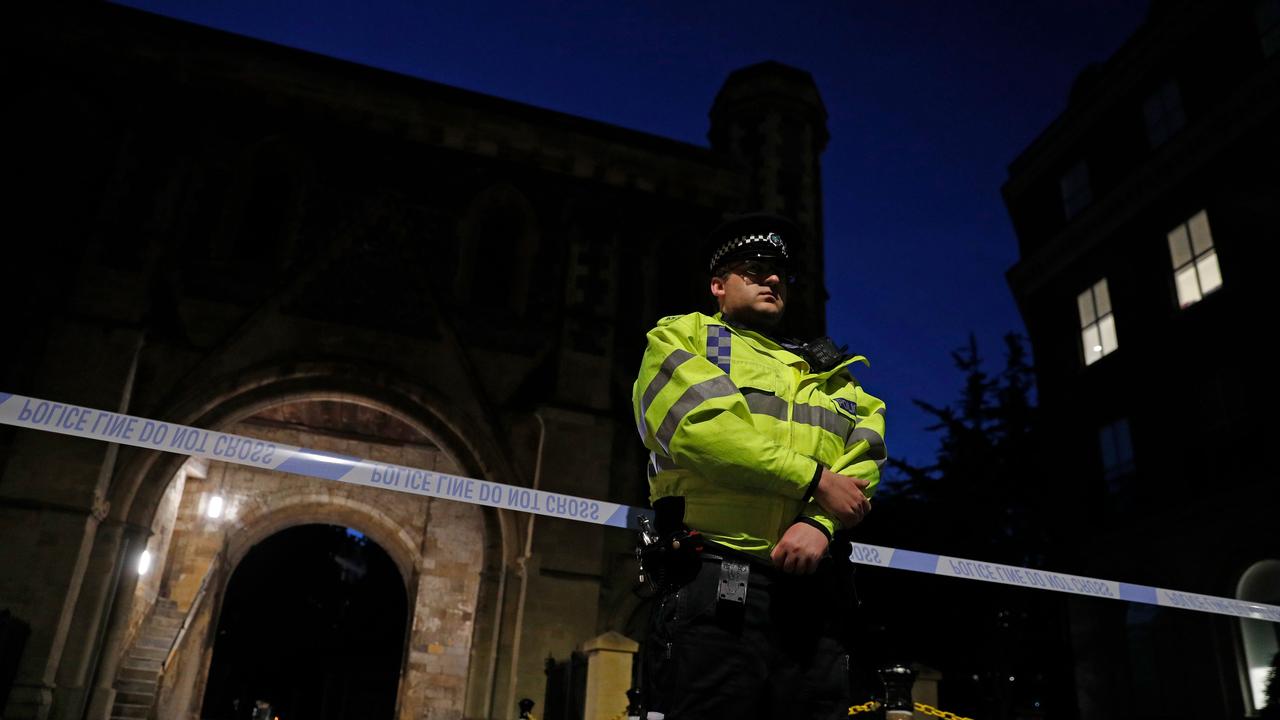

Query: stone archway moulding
[108,358,518,561]
[223,496,424,587]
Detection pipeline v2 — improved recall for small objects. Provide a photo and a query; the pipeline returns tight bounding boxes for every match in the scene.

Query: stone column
[0,321,145,720]
[49,518,127,720]
[581,631,638,720]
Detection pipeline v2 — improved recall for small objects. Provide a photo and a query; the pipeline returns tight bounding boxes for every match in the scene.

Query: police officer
[632,212,886,720]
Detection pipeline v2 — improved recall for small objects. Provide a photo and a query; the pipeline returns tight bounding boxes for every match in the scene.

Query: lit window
[1099,418,1135,490]
[1142,79,1185,148]
[1167,210,1223,309]
[1060,161,1092,220]
[1258,0,1280,58]
[1077,278,1118,366]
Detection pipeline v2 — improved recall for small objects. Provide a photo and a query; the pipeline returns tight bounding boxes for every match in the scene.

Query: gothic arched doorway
[200,524,408,720]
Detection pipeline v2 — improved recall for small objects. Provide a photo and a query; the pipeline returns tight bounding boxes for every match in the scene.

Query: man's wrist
[791,515,833,541]
[802,463,823,503]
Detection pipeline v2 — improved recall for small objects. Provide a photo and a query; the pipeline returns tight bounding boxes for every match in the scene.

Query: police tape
[0,392,634,529]
[845,543,1280,622]
[2,391,1278,623]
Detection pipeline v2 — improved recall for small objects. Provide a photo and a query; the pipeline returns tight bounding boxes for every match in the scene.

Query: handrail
[161,553,220,673]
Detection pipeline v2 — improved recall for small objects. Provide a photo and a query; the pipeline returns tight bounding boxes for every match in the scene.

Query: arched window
[457,184,539,316]
[1238,560,1280,714]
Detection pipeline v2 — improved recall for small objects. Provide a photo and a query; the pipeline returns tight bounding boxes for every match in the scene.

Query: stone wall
[139,417,486,720]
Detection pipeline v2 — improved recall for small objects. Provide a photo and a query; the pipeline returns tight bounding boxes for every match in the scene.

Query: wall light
[207,495,225,519]
[137,550,152,575]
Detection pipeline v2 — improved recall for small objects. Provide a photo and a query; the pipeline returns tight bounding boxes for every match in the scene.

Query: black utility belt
[697,542,789,606]
[699,543,781,578]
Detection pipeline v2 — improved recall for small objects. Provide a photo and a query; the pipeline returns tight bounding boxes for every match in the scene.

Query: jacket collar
[712,313,869,376]
[712,313,802,364]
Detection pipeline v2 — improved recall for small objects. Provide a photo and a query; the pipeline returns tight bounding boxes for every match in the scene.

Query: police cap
[706,212,800,275]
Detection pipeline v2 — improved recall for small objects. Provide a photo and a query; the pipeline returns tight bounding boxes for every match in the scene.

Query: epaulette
[656,313,702,326]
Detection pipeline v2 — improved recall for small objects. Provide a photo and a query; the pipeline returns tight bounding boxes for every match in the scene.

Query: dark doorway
[200,524,407,720]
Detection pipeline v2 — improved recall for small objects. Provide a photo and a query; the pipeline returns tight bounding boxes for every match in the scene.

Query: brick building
[0,4,832,719]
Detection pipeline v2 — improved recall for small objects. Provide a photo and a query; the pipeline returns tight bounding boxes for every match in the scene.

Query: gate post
[581,632,638,720]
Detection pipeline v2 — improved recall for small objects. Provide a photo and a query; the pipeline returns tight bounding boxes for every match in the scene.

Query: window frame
[1077,278,1118,367]
[1099,417,1136,491]
[1167,209,1223,310]
[1060,160,1093,221]
[1142,78,1186,149]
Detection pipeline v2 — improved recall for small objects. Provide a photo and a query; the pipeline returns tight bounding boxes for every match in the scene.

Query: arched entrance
[99,377,507,720]
[201,524,407,720]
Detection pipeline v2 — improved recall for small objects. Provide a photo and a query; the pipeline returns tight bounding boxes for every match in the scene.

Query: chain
[914,701,974,720]
[845,700,973,719]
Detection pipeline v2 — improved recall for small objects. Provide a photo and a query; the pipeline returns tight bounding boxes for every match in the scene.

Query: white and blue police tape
[2,391,1278,623]
[846,543,1280,623]
[0,393,634,529]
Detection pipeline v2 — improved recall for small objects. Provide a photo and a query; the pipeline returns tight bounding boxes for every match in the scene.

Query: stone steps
[109,597,188,720]
[116,679,157,695]
[111,702,150,719]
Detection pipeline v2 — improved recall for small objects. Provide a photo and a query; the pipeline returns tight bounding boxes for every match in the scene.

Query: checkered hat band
[709,233,789,271]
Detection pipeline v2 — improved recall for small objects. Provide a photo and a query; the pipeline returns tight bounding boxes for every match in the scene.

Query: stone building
[1003,1,1280,717]
[0,3,831,719]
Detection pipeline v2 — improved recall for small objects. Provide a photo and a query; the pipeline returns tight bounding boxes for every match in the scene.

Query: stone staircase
[110,598,184,720]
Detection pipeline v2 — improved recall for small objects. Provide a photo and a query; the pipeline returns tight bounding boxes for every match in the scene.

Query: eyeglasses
[728,260,791,284]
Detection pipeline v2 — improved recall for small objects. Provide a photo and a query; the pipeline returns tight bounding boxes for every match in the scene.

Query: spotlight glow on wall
[207,495,225,519]
[137,550,152,575]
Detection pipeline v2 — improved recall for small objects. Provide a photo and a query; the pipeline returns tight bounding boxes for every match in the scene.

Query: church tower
[710,61,831,338]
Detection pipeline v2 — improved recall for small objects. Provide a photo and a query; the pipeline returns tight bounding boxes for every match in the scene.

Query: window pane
[1143,81,1185,147]
[1100,424,1119,471]
[1176,265,1203,308]
[1094,279,1112,316]
[1166,104,1186,137]
[1197,251,1223,294]
[1168,224,1193,269]
[1061,162,1092,219]
[1078,288,1097,326]
[1189,210,1214,255]
[1099,314,1119,355]
[1260,0,1280,31]
[1259,0,1280,57]
[1143,94,1166,145]
[1115,418,1133,464]
[1083,325,1103,365]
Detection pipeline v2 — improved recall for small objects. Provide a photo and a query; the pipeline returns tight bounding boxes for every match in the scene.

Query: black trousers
[643,554,855,720]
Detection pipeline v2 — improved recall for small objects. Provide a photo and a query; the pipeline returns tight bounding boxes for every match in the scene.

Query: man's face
[710,259,787,329]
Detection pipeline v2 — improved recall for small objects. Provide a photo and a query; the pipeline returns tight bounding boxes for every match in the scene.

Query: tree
[854,333,1070,719]
[887,333,1044,562]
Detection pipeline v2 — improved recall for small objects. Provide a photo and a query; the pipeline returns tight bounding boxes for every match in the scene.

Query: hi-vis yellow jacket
[632,312,886,559]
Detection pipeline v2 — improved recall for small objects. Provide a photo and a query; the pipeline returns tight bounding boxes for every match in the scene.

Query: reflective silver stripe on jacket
[742,388,788,421]
[636,349,696,437]
[792,402,848,438]
[655,375,739,453]
[846,427,888,468]
[649,451,681,475]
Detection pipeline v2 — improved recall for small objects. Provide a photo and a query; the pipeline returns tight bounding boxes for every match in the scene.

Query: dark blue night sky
[113,0,1150,472]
